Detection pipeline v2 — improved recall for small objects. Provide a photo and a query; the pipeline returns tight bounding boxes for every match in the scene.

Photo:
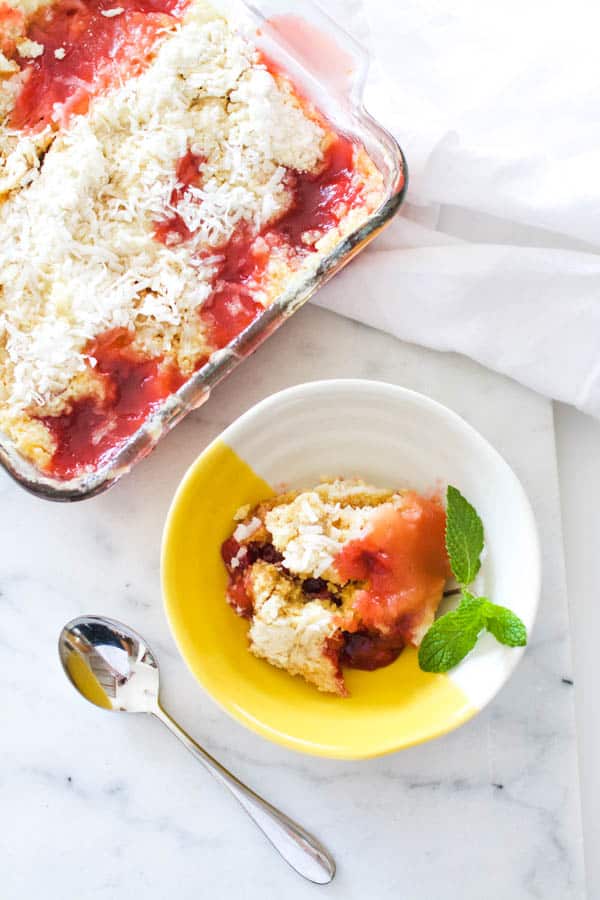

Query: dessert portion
[221,480,451,696]
[0,0,385,479]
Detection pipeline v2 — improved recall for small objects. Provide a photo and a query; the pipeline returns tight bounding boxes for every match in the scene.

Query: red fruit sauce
[334,495,448,673]
[271,137,358,249]
[333,495,449,674]
[41,328,185,478]
[334,494,450,639]
[198,226,269,350]
[153,130,359,354]
[338,630,406,671]
[10,0,188,131]
[221,537,254,618]
[153,150,205,245]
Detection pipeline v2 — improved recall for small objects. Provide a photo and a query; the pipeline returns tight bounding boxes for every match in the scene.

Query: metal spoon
[58,615,335,885]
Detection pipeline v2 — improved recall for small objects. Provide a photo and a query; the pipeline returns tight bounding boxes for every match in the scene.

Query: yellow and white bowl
[161,379,541,758]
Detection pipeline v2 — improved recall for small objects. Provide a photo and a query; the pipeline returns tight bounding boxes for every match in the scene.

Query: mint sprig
[418,487,527,673]
[419,590,527,672]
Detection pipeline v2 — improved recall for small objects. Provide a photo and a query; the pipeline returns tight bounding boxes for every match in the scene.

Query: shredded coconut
[0,51,20,74]
[233,516,261,542]
[16,38,44,58]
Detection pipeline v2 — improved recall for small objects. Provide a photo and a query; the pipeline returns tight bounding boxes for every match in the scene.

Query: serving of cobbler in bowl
[222,479,450,697]
[162,380,540,758]
[0,0,400,493]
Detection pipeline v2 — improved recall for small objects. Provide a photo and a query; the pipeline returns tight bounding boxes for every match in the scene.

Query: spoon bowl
[58,615,335,885]
[59,616,160,714]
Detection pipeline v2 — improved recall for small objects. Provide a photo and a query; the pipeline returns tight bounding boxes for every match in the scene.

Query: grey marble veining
[0,306,585,898]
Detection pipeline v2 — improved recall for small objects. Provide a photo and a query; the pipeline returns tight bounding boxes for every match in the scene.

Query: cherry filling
[302,577,327,595]
[40,328,185,478]
[338,629,406,671]
[9,0,188,131]
[198,229,267,351]
[222,538,284,573]
[271,137,358,250]
[206,135,359,350]
[155,132,361,354]
[221,536,244,572]
[153,150,205,245]
[221,537,285,618]
[221,537,252,618]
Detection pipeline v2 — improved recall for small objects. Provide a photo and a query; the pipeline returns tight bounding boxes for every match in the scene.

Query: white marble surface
[554,403,600,900]
[1,306,585,899]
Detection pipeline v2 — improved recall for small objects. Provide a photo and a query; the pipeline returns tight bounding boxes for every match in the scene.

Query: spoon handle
[153,704,335,884]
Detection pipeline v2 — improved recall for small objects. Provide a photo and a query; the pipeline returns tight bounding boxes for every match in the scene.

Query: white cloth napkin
[314,0,600,416]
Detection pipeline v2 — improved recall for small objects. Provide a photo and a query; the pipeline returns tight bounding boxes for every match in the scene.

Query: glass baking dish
[0,0,407,501]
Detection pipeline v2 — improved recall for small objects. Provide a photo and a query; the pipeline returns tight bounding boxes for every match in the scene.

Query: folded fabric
[315,0,600,416]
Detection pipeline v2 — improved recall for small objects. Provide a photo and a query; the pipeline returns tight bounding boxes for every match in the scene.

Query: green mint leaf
[484,603,527,647]
[445,485,484,586]
[418,592,487,673]
[418,591,528,673]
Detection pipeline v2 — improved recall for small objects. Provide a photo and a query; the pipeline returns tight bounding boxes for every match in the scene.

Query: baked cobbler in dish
[0,0,384,478]
[221,480,450,696]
